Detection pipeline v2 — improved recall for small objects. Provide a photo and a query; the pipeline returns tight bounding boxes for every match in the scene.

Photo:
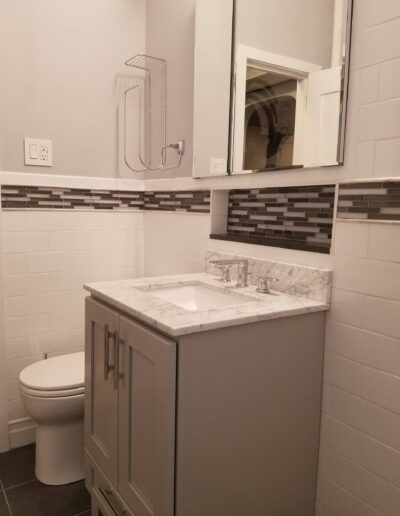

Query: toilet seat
[19,352,85,398]
[19,384,85,398]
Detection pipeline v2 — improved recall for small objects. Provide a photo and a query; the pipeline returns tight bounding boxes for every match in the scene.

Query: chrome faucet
[209,259,249,287]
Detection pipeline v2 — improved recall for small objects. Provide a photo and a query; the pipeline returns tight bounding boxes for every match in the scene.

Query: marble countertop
[84,273,329,338]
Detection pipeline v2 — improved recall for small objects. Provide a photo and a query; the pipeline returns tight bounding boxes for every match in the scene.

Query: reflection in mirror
[192,0,234,178]
[244,68,298,171]
[192,0,353,177]
[231,0,353,174]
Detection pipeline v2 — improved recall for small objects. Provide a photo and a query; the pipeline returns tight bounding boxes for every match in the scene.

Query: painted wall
[0,0,146,178]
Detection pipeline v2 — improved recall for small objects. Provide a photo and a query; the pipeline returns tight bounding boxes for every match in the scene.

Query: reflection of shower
[123,54,185,173]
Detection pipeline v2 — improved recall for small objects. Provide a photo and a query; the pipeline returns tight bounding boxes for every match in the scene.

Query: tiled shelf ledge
[210,233,331,254]
[337,218,400,225]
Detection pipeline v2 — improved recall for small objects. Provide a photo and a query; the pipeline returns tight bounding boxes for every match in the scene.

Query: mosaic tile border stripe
[144,190,210,213]
[1,185,144,210]
[1,185,210,213]
[211,185,336,254]
[337,181,400,221]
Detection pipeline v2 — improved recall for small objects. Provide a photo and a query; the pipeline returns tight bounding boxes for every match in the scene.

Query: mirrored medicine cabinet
[192,0,353,178]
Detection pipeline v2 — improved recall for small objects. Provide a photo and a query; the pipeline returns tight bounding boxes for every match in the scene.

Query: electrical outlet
[40,144,49,161]
[24,138,53,167]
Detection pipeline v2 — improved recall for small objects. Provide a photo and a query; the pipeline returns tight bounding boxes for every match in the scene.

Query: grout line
[324,381,400,420]
[0,479,13,516]
[4,479,36,492]
[324,350,400,380]
[320,440,397,501]
[327,318,399,342]
[317,472,385,515]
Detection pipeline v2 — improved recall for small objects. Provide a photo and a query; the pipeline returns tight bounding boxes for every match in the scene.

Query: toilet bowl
[19,352,85,486]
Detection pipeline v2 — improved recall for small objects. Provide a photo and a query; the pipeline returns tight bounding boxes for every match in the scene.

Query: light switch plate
[210,158,227,175]
[24,138,53,167]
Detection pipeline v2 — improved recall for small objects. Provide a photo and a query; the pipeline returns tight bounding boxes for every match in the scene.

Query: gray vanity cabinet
[85,298,176,516]
[85,295,326,516]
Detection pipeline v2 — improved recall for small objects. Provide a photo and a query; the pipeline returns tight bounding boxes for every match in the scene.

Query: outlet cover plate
[24,138,53,167]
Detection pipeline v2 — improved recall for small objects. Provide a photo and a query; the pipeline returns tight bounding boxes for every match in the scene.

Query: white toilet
[19,352,85,486]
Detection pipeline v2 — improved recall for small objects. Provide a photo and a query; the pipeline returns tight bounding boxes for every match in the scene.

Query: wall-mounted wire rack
[124,54,185,172]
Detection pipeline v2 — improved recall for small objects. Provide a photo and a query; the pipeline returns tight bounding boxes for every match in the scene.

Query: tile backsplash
[206,250,332,303]
[211,185,335,254]
[337,180,400,221]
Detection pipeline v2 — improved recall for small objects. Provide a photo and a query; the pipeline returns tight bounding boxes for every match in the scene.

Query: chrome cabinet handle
[113,331,124,390]
[104,324,114,381]
[99,487,127,516]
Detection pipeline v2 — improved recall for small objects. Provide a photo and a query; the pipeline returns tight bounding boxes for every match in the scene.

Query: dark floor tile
[6,479,91,516]
[0,445,35,489]
[0,491,11,516]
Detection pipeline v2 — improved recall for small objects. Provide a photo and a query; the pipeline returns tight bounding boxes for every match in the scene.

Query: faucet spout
[209,259,249,287]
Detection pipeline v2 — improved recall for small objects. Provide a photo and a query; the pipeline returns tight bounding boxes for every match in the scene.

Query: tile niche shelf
[209,186,336,255]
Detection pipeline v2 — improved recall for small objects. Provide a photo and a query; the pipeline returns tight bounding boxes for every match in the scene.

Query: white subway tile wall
[2,210,144,422]
[319,222,400,515]
[313,3,400,510]
[143,211,210,277]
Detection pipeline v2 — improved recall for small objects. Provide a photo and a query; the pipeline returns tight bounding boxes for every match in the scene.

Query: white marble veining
[85,271,330,338]
[205,251,332,304]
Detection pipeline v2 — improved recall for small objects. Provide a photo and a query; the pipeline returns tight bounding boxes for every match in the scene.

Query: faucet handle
[215,264,231,283]
[256,276,278,294]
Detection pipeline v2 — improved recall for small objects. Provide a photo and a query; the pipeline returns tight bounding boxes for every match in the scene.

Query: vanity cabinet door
[85,297,120,487]
[118,316,176,516]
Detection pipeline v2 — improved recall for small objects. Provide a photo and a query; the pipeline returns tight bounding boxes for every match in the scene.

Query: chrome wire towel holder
[124,54,185,173]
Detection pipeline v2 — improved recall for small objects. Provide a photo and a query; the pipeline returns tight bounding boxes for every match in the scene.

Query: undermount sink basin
[139,283,255,312]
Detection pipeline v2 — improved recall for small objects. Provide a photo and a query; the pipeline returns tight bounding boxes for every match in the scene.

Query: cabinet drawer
[86,450,133,516]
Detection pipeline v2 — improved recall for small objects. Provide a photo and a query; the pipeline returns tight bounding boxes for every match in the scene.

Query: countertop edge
[85,284,329,338]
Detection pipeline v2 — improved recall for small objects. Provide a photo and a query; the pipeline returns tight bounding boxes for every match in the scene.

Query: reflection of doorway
[231,45,321,174]
[244,68,297,170]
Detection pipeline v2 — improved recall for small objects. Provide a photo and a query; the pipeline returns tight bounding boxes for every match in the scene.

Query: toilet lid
[19,352,84,392]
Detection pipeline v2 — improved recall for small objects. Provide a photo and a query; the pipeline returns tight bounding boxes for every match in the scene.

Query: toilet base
[35,418,84,485]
